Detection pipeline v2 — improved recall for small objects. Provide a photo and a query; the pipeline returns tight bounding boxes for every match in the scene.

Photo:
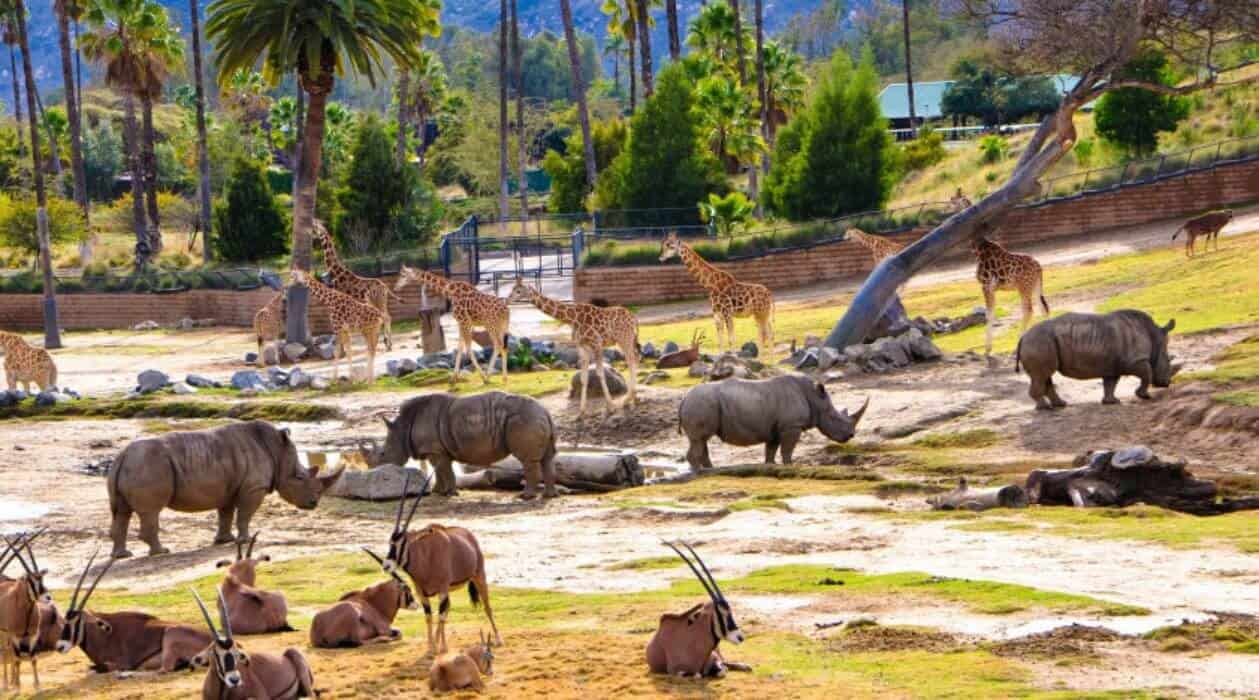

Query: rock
[1111,446,1156,469]
[244,352,259,364]
[902,329,943,362]
[604,348,625,363]
[231,371,267,391]
[641,342,658,359]
[386,360,403,378]
[312,334,334,347]
[554,347,580,367]
[864,296,916,342]
[326,464,430,501]
[871,337,912,368]
[816,346,843,371]
[132,320,160,331]
[517,336,532,349]
[185,374,219,389]
[262,344,281,366]
[794,348,820,369]
[283,342,307,362]
[287,368,313,389]
[171,381,197,395]
[551,360,571,371]
[62,388,81,399]
[315,343,336,361]
[642,370,671,385]
[175,317,195,331]
[843,344,870,363]
[688,360,710,378]
[738,341,758,358]
[398,358,418,376]
[267,368,289,386]
[663,340,680,354]
[804,334,822,348]
[569,367,628,399]
[0,391,16,408]
[34,391,59,407]
[11,390,26,402]
[310,376,331,391]
[136,370,170,394]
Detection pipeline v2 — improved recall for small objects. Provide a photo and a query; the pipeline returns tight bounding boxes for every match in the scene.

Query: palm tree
[55,0,88,224]
[687,2,749,75]
[497,0,509,230]
[728,0,746,83]
[510,0,528,232]
[761,41,806,149]
[207,0,431,344]
[408,49,447,173]
[136,11,183,257]
[188,0,212,260]
[603,33,625,96]
[601,0,637,111]
[666,0,679,60]
[395,0,441,168]
[695,74,762,173]
[1,12,23,157]
[561,0,596,190]
[10,0,60,347]
[634,0,655,96]
[753,0,765,213]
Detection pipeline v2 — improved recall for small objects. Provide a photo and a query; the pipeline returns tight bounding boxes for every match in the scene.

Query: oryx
[191,588,315,699]
[646,541,748,678]
[309,548,418,648]
[0,531,53,692]
[216,533,293,634]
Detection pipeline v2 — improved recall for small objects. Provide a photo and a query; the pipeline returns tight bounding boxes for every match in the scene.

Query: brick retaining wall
[574,157,1259,305]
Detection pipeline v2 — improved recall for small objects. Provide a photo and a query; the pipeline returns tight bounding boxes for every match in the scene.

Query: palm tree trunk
[636,1,654,96]
[754,0,768,212]
[74,20,83,128]
[293,84,304,202]
[56,3,88,223]
[730,0,747,84]
[666,0,680,60]
[628,44,637,112]
[15,0,59,349]
[288,77,330,346]
[34,88,64,179]
[902,0,917,139]
[511,0,529,233]
[140,93,161,255]
[497,0,509,233]
[560,0,596,189]
[10,45,24,157]
[612,52,620,95]
[189,0,212,260]
[413,104,428,174]
[395,69,410,166]
[123,94,148,270]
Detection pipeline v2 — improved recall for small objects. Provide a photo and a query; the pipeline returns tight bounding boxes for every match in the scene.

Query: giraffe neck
[527,287,580,323]
[302,276,340,305]
[851,231,877,251]
[679,244,731,291]
[414,269,458,297]
[317,232,351,277]
[0,332,18,350]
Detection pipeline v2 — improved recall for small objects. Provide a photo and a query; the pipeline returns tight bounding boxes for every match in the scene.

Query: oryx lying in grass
[0,531,53,693]
[310,549,418,648]
[57,548,211,672]
[191,588,315,699]
[646,541,749,678]
[428,630,494,692]
[216,533,293,634]
[378,471,503,654]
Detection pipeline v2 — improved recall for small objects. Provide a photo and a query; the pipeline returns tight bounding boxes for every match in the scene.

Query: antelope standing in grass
[216,534,293,634]
[646,542,748,678]
[57,549,211,672]
[191,589,316,699]
[310,549,418,648]
[428,630,494,692]
[0,532,53,693]
[379,471,502,654]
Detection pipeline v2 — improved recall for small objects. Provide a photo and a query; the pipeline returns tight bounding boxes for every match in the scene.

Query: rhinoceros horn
[848,397,870,426]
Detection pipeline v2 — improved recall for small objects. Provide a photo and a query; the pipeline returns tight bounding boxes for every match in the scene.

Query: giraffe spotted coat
[291,270,385,383]
[845,227,904,265]
[0,331,57,392]
[659,232,775,357]
[314,222,398,350]
[396,265,510,386]
[972,237,1050,356]
[253,293,286,360]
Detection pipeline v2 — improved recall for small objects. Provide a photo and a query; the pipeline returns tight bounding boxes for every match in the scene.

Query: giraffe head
[658,232,683,262]
[395,265,421,292]
[507,278,535,304]
[289,269,312,287]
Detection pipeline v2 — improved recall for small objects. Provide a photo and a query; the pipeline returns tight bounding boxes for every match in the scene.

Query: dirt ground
[3,211,1259,697]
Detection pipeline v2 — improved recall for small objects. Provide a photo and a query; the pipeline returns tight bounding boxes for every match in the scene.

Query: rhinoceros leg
[779,429,803,464]
[110,504,134,559]
[1101,377,1121,405]
[1132,360,1153,400]
[764,440,779,464]
[234,490,265,543]
[138,511,169,556]
[520,460,542,501]
[1046,379,1067,408]
[1028,375,1052,410]
[431,455,458,497]
[686,437,714,472]
[213,507,235,545]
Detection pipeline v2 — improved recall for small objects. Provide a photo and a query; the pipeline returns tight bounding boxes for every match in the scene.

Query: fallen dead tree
[456,451,644,493]
[1025,447,1259,516]
[928,478,1028,512]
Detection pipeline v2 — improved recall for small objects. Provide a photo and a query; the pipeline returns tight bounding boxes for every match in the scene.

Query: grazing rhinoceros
[370,391,558,500]
[107,421,344,558]
[1015,310,1180,410]
[677,375,868,471]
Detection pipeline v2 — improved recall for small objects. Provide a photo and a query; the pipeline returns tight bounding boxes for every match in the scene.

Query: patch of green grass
[0,396,340,422]
[728,494,793,512]
[140,418,235,434]
[1213,389,1259,407]
[1230,640,1259,654]
[912,429,1001,449]
[606,556,681,572]
[1185,335,1259,384]
[312,368,578,400]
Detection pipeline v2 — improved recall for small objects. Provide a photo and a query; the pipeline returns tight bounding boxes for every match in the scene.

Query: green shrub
[212,157,290,263]
[543,119,626,213]
[699,192,755,237]
[333,114,412,254]
[979,135,1007,164]
[0,194,88,258]
[899,126,947,172]
[1095,48,1190,156]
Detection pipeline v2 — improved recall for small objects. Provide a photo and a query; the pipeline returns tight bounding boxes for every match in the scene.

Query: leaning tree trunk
[394,69,410,167]
[9,45,24,157]
[189,0,212,260]
[140,93,161,256]
[122,94,149,271]
[288,70,332,346]
[636,0,654,96]
[666,0,680,60]
[511,0,529,234]
[56,3,88,224]
[560,0,597,190]
[15,0,59,349]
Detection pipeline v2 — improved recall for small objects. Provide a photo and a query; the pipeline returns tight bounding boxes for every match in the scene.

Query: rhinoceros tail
[1040,294,1050,315]
[1014,337,1023,374]
[106,448,129,515]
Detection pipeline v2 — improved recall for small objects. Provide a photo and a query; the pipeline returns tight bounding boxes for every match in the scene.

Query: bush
[698,192,754,237]
[898,126,946,172]
[333,114,412,254]
[763,50,895,220]
[979,135,1007,164]
[0,194,88,257]
[212,157,289,262]
[543,119,627,213]
[82,121,124,201]
[1095,48,1190,156]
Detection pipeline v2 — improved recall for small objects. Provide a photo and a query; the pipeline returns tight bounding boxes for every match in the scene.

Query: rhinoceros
[107,421,343,559]
[371,391,558,500]
[677,375,868,470]
[1015,310,1180,410]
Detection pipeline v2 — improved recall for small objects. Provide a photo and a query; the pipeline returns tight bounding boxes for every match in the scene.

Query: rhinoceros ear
[1162,319,1176,334]
[279,427,291,443]
[382,416,395,431]
[815,382,827,397]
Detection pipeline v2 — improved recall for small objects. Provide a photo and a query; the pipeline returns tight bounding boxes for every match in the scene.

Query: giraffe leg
[365,330,377,383]
[381,304,393,352]
[343,332,357,383]
[982,286,997,357]
[465,332,489,383]
[1020,290,1034,333]
[713,314,726,356]
[577,346,591,416]
[497,332,508,387]
[621,338,638,406]
[726,316,737,354]
[594,349,614,417]
[450,334,466,386]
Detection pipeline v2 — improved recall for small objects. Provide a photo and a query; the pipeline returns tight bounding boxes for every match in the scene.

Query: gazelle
[310,549,418,648]
[0,532,53,692]
[57,548,211,672]
[216,533,293,635]
[379,471,502,654]
[428,630,494,692]
[191,588,316,699]
[646,541,748,678]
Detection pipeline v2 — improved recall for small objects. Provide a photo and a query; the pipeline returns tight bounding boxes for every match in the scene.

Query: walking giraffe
[395,265,511,386]
[972,237,1050,357]
[659,232,775,357]
[0,331,57,392]
[313,222,400,351]
[290,270,385,383]
[252,293,285,362]
[507,279,639,416]
[846,228,904,265]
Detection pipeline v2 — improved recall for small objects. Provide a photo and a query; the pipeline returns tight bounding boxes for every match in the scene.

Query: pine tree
[334,114,410,252]
[212,157,289,262]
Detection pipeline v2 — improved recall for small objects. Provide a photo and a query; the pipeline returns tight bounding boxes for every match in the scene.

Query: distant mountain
[7,1,830,97]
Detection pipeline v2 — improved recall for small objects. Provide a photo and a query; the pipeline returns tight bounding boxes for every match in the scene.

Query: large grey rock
[708,354,750,381]
[136,370,170,394]
[554,347,581,367]
[0,391,18,408]
[266,368,289,386]
[287,368,313,389]
[642,370,671,385]
[132,320,160,331]
[262,344,281,366]
[326,464,431,501]
[283,342,307,362]
[185,374,219,389]
[12,390,27,401]
[688,360,710,378]
[641,342,658,359]
[171,382,197,395]
[604,348,625,363]
[231,371,267,391]
[1111,446,1156,469]
[315,343,336,361]
[398,358,418,376]
[551,359,571,371]
[871,337,912,368]
[816,346,843,371]
[901,328,943,362]
[34,391,60,407]
[804,334,822,348]
[310,376,331,391]
[663,340,680,354]
[244,352,259,364]
[794,348,820,369]
[739,341,759,358]
[569,367,628,399]
[386,360,403,378]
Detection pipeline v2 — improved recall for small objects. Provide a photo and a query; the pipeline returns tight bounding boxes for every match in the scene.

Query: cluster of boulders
[781,328,943,375]
[133,317,217,332]
[0,386,82,408]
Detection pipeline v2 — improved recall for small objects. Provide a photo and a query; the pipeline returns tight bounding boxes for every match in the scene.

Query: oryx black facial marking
[58,546,115,654]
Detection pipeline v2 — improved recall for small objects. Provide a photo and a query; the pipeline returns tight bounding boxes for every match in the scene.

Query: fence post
[572,226,585,269]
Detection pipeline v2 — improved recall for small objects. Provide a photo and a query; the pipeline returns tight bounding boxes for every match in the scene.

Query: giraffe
[846,227,904,265]
[950,188,973,214]
[395,265,511,386]
[290,270,385,383]
[659,232,775,358]
[313,222,400,351]
[507,279,639,416]
[972,237,1050,357]
[252,293,286,362]
[0,331,57,392]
